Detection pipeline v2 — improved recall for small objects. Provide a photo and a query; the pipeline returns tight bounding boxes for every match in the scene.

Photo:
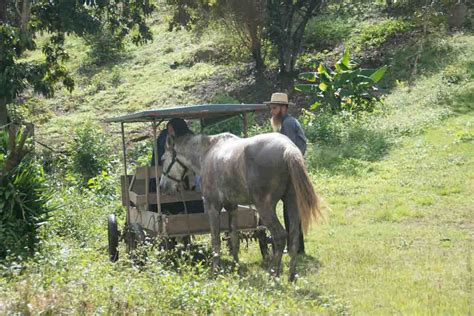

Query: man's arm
[282,118,307,155]
[282,118,298,144]
[295,132,307,155]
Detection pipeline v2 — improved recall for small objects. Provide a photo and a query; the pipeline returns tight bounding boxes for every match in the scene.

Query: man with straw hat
[265,92,307,254]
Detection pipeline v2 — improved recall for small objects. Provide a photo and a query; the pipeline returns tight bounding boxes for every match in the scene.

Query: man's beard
[271,112,283,132]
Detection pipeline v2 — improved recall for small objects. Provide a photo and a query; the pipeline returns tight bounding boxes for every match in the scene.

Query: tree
[0,0,154,181]
[217,0,268,70]
[267,0,322,76]
[167,0,268,70]
[167,0,322,75]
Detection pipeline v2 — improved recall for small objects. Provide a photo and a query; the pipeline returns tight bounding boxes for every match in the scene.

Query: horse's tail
[284,146,321,234]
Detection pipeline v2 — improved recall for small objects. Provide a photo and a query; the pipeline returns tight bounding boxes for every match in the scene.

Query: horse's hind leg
[284,187,301,282]
[205,199,222,274]
[226,205,240,264]
[255,198,287,277]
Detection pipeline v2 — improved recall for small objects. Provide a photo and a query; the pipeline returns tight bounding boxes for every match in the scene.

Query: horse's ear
[166,135,175,150]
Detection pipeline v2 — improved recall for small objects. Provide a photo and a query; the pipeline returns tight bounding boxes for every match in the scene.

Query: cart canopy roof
[104,104,267,124]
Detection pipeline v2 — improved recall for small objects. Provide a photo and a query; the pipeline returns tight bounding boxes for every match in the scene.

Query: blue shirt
[280,114,307,155]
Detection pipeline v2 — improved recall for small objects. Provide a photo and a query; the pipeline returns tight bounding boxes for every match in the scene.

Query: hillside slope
[2,6,473,314]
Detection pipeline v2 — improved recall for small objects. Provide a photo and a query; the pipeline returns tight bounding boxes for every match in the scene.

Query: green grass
[350,18,411,52]
[3,7,473,314]
[310,113,473,314]
[1,110,471,314]
[26,19,241,145]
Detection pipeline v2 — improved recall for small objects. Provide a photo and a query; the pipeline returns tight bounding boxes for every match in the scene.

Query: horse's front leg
[205,199,222,274]
[226,205,240,264]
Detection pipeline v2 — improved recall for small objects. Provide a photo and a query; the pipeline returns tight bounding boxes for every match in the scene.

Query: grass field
[1,110,471,314]
[308,113,473,314]
[2,8,473,314]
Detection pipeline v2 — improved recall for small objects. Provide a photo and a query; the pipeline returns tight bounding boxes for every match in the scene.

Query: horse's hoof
[269,268,281,279]
[288,272,298,282]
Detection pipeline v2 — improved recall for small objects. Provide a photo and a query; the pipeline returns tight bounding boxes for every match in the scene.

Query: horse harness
[162,149,189,184]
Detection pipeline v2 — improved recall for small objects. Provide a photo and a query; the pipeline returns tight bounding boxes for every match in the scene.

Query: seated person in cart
[149,118,204,214]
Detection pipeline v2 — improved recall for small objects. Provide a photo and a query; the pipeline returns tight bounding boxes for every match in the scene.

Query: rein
[163,147,192,236]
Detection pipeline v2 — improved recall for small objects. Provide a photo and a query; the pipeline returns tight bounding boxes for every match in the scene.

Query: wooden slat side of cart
[125,166,259,237]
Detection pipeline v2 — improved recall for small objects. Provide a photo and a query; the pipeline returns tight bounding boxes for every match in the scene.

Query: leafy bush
[127,138,154,169]
[0,131,52,259]
[84,28,125,66]
[296,48,387,114]
[86,171,118,201]
[303,15,355,50]
[45,184,120,246]
[203,116,253,137]
[202,94,253,136]
[68,123,112,186]
[301,110,391,174]
[351,19,410,50]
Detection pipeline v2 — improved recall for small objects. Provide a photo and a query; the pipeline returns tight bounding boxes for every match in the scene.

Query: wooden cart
[105,104,272,261]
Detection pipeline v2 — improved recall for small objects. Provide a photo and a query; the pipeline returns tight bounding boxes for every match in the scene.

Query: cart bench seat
[122,166,202,206]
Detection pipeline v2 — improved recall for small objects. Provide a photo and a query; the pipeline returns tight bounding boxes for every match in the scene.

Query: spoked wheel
[256,226,273,262]
[125,223,146,254]
[108,214,119,262]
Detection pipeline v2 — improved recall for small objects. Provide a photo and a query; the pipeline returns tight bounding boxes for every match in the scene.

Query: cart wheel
[108,214,119,262]
[125,223,146,253]
[257,228,273,262]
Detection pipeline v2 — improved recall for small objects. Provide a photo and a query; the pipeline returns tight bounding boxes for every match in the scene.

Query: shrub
[202,94,253,136]
[303,15,355,51]
[351,19,410,51]
[83,28,125,66]
[296,48,387,114]
[68,122,112,186]
[0,131,52,259]
[301,110,391,174]
[45,183,120,246]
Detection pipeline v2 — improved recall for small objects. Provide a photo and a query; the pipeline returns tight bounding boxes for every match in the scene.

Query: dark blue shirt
[280,114,307,155]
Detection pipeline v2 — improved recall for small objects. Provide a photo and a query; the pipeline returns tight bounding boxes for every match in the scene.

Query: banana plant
[295,48,387,114]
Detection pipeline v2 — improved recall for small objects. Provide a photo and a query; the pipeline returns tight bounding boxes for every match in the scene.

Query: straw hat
[264,92,295,106]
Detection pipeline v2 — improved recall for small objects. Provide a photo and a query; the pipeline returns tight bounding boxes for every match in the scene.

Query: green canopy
[104,104,267,124]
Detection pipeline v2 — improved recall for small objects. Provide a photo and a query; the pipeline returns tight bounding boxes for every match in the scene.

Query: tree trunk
[252,46,265,71]
[0,0,6,22]
[278,46,287,75]
[0,97,8,127]
[20,0,32,33]
[249,23,266,71]
[288,1,320,74]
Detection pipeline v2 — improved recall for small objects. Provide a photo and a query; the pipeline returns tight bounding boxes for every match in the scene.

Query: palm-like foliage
[0,130,52,259]
[296,48,387,114]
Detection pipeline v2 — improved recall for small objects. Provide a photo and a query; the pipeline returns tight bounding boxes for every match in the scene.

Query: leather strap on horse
[178,183,191,237]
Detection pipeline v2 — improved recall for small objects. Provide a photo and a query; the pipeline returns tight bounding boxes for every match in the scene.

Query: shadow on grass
[449,76,474,115]
[307,126,392,176]
[76,51,131,78]
[380,33,460,91]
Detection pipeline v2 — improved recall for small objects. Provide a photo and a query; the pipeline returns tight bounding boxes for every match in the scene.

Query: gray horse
[160,132,321,281]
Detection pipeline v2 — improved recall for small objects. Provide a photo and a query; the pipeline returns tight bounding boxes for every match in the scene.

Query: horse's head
[160,135,193,193]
